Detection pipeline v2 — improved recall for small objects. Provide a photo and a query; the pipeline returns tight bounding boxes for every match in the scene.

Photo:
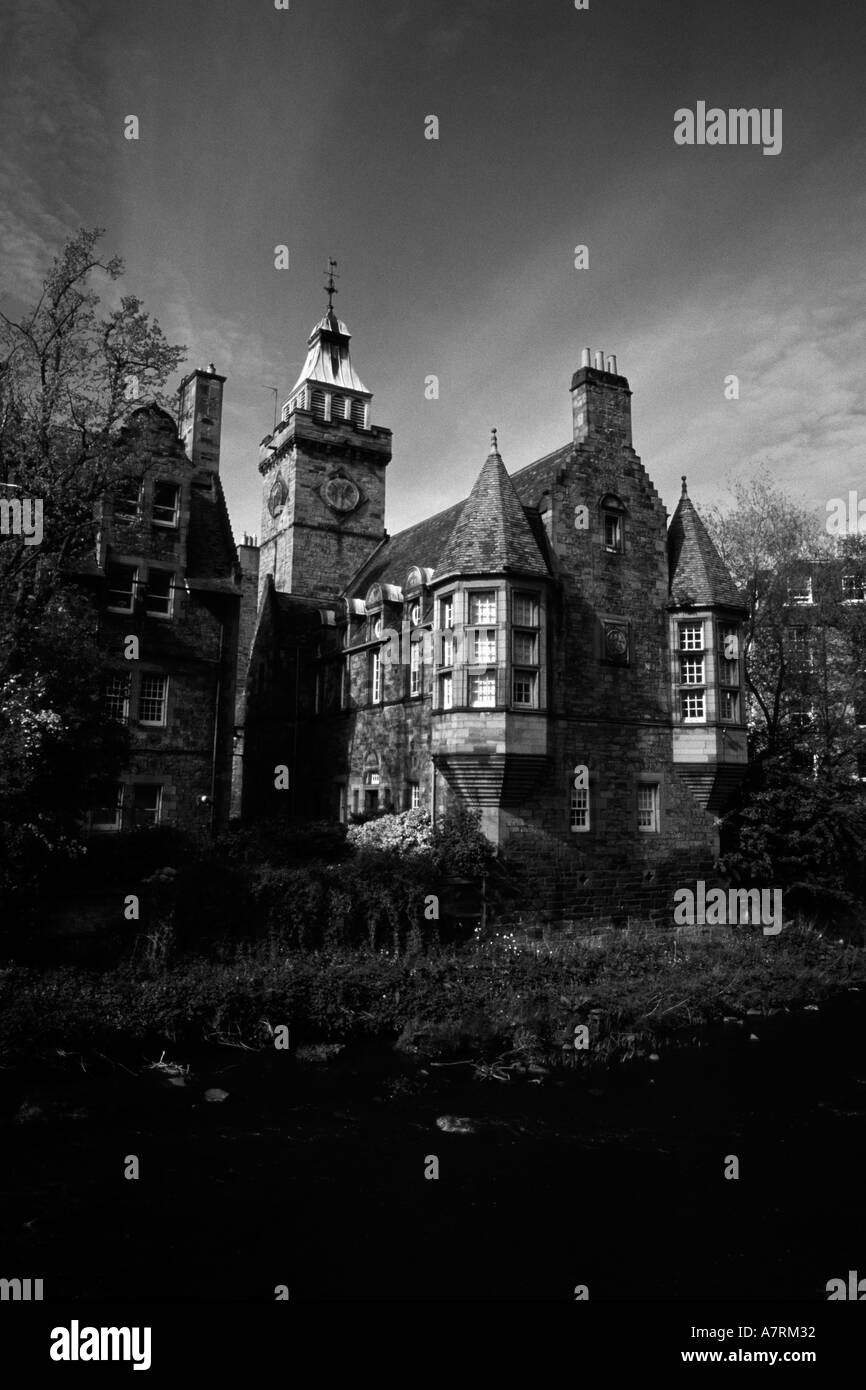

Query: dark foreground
[1,999,864,1301]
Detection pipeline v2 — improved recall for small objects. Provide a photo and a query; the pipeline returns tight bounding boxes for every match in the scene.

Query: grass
[1,920,864,1069]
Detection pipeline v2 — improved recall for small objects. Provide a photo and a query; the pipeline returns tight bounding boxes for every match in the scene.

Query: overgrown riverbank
[2,923,864,1067]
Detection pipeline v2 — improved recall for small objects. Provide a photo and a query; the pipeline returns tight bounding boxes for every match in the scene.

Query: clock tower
[257,265,391,603]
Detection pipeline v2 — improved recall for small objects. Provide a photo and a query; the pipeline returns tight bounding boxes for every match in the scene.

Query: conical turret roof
[668,477,743,607]
[437,433,549,578]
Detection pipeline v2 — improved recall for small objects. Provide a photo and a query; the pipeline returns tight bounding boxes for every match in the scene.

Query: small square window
[469,674,496,708]
[512,670,537,706]
[680,656,704,685]
[682,691,705,721]
[679,623,703,651]
[145,570,173,618]
[469,592,497,625]
[153,481,180,527]
[107,564,138,613]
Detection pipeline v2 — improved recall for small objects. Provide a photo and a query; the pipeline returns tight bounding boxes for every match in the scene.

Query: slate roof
[436,446,550,580]
[668,486,744,609]
[348,498,466,595]
[348,445,551,597]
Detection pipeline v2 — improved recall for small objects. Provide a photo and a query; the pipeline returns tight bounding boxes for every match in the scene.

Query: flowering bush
[346,809,436,860]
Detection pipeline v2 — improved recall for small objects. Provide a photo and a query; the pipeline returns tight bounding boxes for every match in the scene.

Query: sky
[2,0,865,546]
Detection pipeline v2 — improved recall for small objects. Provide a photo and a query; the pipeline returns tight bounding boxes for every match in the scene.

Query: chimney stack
[177,365,227,472]
[570,348,631,446]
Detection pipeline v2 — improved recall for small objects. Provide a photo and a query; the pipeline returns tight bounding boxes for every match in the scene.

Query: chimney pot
[606,354,617,374]
[580,348,591,368]
[593,350,604,370]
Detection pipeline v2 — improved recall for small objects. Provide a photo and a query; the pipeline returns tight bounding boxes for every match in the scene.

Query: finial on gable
[490,426,499,455]
[681,475,688,497]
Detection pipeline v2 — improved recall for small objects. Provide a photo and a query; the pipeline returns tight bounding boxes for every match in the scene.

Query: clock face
[324,476,360,513]
[268,478,287,518]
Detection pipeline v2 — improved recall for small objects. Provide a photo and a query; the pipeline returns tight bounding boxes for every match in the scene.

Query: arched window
[331,395,345,423]
[351,398,366,429]
[311,389,326,421]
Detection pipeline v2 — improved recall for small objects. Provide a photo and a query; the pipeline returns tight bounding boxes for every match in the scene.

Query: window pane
[638,784,659,831]
[103,673,130,721]
[679,623,703,651]
[107,565,137,612]
[513,631,537,664]
[474,629,496,663]
[469,592,496,625]
[680,657,704,684]
[603,514,622,550]
[145,570,172,616]
[139,675,167,724]
[152,481,179,526]
[371,651,382,703]
[410,640,421,695]
[133,784,161,827]
[115,481,140,519]
[512,670,536,706]
[441,674,453,709]
[469,674,496,707]
[721,690,739,720]
[91,781,123,828]
[513,593,538,626]
[410,783,420,809]
[681,691,705,720]
[570,785,589,831]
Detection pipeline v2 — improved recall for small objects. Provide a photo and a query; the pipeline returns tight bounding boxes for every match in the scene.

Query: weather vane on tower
[324,257,340,310]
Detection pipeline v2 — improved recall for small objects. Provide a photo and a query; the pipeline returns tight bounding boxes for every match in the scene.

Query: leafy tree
[0,229,185,917]
[705,472,866,767]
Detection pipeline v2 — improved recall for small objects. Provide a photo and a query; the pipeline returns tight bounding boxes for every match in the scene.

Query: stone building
[234,296,749,910]
[80,368,240,836]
